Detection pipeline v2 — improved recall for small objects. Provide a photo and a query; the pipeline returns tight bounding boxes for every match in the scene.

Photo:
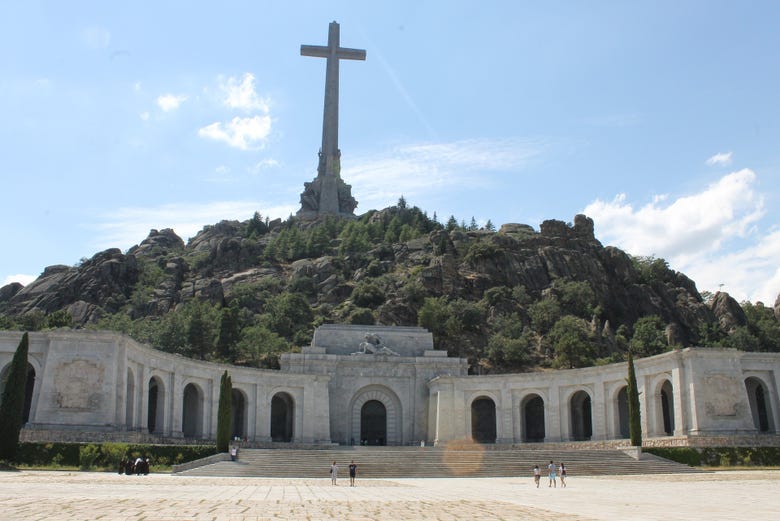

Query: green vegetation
[14,442,216,471]
[645,446,780,468]
[1,201,778,375]
[216,371,232,453]
[626,351,642,447]
[0,332,29,461]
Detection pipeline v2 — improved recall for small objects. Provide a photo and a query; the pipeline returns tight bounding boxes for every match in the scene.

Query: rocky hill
[2,204,778,372]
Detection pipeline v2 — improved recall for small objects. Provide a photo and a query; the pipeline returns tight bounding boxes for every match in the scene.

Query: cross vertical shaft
[301,21,366,179]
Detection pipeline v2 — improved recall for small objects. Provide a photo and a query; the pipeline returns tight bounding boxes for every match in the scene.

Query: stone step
[176,447,701,478]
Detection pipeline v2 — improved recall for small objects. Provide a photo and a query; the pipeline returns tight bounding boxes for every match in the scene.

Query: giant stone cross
[298,21,365,219]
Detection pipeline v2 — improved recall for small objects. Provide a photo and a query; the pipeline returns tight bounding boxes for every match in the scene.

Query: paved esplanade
[301,21,365,215]
[2,470,779,520]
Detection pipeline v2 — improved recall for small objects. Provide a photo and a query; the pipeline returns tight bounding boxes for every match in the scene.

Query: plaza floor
[0,469,778,520]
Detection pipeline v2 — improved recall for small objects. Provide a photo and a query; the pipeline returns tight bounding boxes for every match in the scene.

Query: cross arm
[301,45,366,61]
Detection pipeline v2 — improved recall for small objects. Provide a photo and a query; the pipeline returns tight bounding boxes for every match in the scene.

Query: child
[533,465,541,488]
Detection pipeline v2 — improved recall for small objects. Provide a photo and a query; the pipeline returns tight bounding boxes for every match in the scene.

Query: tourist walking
[559,462,566,487]
[547,460,557,488]
[330,460,339,485]
[533,464,540,488]
[349,460,357,487]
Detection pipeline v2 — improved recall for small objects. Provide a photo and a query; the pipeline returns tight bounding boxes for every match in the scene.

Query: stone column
[496,388,513,444]
[255,385,271,443]
[671,366,686,436]
[246,382,257,441]
[206,377,217,440]
[592,382,606,440]
[171,372,183,438]
[547,385,563,442]
[139,365,150,432]
[639,375,652,437]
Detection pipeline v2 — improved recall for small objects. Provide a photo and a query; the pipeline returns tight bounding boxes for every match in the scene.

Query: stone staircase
[175,446,702,478]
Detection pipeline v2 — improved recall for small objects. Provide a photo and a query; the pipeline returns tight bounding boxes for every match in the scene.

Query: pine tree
[0,332,30,461]
[216,370,232,452]
[626,351,642,447]
[216,303,240,361]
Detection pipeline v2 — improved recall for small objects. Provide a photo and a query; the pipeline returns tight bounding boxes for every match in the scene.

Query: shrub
[645,447,701,466]
[79,444,101,470]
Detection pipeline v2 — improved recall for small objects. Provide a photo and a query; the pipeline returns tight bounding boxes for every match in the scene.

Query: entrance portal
[471,397,497,444]
[522,394,545,442]
[617,386,629,439]
[360,400,387,445]
[660,380,674,435]
[745,377,773,432]
[570,390,592,441]
[271,392,294,442]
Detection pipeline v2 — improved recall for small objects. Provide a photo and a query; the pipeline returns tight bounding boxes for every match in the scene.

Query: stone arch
[0,362,36,424]
[569,390,593,441]
[657,379,675,436]
[745,376,774,433]
[471,395,497,444]
[270,391,294,442]
[361,400,387,446]
[147,375,165,434]
[615,385,630,439]
[521,393,545,442]
[125,367,135,429]
[350,386,402,446]
[231,388,248,439]
[182,382,204,438]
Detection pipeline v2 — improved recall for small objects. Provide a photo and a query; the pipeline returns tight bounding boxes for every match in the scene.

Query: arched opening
[0,363,36,424]
[471,396,497,444]
[147,376,165,434]
[617,386,630,439]
[350,387,402,446]
[231,389,246,439]
[570,390,592,441]
[182,383,203,438]
[660,380,674,436]
[270,392,294,442]
[745,377,774,432]
[522,394,545,442]
[361,400,387,446]
[125,367,135,429]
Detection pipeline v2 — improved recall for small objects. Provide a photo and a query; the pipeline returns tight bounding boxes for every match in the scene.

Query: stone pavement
[0,470,778,520]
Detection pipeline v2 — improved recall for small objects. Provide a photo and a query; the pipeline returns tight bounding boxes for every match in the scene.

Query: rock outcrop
[0,211,736,349]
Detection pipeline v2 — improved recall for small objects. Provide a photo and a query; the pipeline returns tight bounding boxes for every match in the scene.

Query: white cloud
[91,201,297,252]
[139,112,150,121]
[198,116,272,150]
[250,159,280,173]
[156,94,187,112]
[342,137,546,209]
[706,151,733,166]
[2,274,36,287]
[133,82,142,92]
[220,73,269,112]
[584,169,778,303]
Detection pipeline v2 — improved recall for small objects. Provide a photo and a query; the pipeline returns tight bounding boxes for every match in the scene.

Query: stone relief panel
[702,374,741,417]
[53,359,105,410]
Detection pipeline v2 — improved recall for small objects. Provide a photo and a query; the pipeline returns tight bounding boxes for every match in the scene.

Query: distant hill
[2,201,778,372]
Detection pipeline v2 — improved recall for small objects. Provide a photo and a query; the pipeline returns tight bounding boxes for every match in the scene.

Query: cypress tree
[0,332,30,461]
[626,350,642,447]
[216,370,232,453]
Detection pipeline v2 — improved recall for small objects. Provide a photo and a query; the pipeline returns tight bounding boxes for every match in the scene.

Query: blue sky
[1,1,778,305]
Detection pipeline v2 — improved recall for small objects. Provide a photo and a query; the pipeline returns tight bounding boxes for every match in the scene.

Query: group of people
[329,460,358,486]
[118,456,151,475]
[533,461,566,488]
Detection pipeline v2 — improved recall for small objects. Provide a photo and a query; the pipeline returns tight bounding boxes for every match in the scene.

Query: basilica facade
[1,325,778,446]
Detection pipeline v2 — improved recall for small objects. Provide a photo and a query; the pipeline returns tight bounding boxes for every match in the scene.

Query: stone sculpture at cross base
[297,21,364,220]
